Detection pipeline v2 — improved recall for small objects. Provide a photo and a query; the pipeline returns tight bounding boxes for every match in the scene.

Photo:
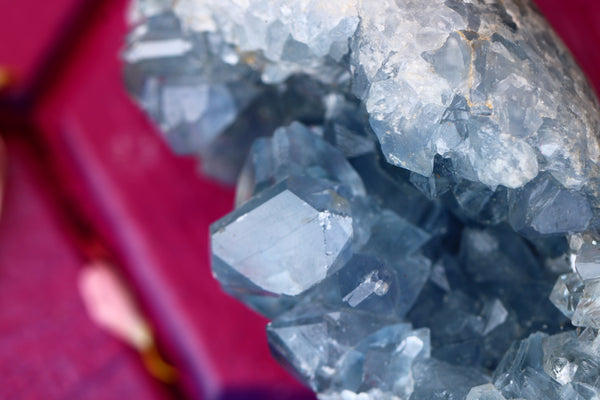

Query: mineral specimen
[125,0,600,399]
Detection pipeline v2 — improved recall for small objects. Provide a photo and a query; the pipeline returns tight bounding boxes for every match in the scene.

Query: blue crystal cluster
[125,0,600,399]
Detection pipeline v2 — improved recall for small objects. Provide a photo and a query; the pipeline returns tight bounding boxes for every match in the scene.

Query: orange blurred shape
[0,67,15,90]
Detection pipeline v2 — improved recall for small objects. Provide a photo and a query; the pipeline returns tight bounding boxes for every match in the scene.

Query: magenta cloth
[0,0,600,399]
[0,137,172,400]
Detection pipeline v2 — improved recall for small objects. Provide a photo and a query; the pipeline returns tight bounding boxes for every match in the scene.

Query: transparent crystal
[550,273,585,319]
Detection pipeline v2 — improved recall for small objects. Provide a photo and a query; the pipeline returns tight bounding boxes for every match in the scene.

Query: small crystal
[550,273,585,319]
[481,299,509,336]
[316,252,431,319]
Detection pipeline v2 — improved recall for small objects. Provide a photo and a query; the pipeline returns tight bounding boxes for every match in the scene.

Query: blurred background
[0,0,599,399]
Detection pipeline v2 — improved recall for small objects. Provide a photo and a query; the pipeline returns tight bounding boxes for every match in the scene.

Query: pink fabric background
[0,0,599,399]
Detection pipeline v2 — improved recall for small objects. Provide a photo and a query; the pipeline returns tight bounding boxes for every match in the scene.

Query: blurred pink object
[79,260,153,351]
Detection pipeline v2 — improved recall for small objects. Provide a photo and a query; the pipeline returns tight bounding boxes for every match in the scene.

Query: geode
[125,0,600,399]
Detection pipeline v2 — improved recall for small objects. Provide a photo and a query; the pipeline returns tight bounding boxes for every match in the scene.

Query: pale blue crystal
[212,176,353,297]
[509,173,593,237]
[267,303,429,397]
[124,13,258,155]
[361,209,430,261]
[311,251,431,320]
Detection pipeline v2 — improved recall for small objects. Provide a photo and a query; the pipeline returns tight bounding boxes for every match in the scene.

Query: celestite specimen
[124,0,600,399]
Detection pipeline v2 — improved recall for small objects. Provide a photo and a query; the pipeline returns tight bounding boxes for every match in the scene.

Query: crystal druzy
[125,0,600,399]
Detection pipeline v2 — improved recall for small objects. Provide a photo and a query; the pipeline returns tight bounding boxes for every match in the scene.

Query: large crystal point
[211,176,353,298]
[267,302,429,397]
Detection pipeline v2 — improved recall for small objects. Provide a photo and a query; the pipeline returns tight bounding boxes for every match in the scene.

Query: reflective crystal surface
[212,176,353,297]
[126,0,600,399]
